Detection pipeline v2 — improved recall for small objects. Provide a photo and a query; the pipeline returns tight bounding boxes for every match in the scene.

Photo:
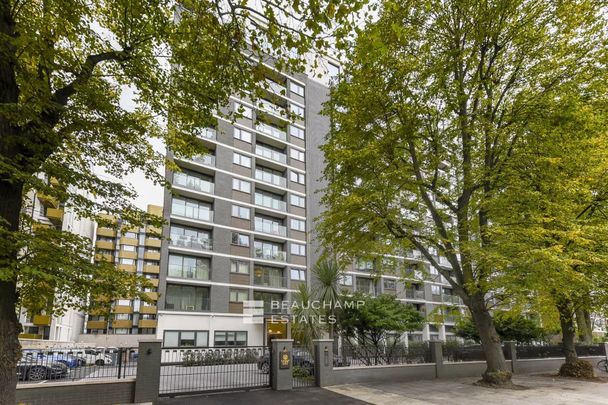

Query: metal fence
[159,346,270,396]
[291,346,315,388]
[337,342,433,367]
[17,347,138,384]
[516,344,605,359]
[442,344,491,362]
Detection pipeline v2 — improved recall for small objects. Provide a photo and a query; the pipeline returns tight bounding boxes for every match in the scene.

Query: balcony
[265,78,287,95]
[32,315,51,326]
[254,194,287,212]
[255,145,287,164]
[38,193,59,209]
[172,208,214,222]
[405,289,425,300]
[188,154,216,167]
[173,173,214,194]
[256,122,287,141]
[144,238,161,248]
[113,305,133,314]
[95,240,115,250]
[145,292,159,301]
[169,234,213,251]
[258,100,287,118]
[143,265,160,274]
[255,169,286,187]
[254,248,286,262]
[253,273,287,288]
[118,264,136,273]
[112,320,133,329]
[46,208,64,226]
[194,127,216,140]
[138,319,157,328]
[254,218,287,237]
[97,227,117,237]
[442,295,462,305]
[168,265,210,281]
[87,320,107,329]
[356,280,376,296]
[140,305,157,314]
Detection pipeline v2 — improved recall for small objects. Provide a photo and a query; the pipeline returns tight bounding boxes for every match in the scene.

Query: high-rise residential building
[18,178,94,342]
[81,204,162,345]
[156,60,327,348]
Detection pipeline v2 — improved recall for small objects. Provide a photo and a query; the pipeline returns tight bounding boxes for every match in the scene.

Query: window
[123,232,137,239]
[233,152,251,168]
[113,313,131,320]
[339,274,353,286]
[384,279,397,290]
[290,194,305,208]
[229,289,249,302]
[122,245,136,252]
[171,197,212,221]
[290,218,305,232]
[113,328,129,335]
[232,178,251,193]
[120,258,135,265]
[235,102,252,119]
[231,205,250,220]
[231,232,250,247]
[168,254,210,280]
[165,284,210,312]
[431,285,441,295]
[231,260,249,274]
[290,268,306,281]
[290,243,306,256]
[290,171,305,185]
[289,81,305,97]
[234,127,252,143]
[214,331,247,347]
[173,170,214,193]
[169,225,211,249]
[163,330,209,348]
[291,104,305,119]
[327,62,340,82]
[289,125,304,139]
[290,148,305,162]
[116,299,131,306]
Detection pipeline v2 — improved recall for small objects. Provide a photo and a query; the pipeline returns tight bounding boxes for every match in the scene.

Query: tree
[290,283,324,353]
[455,312,548,344]
[0,1,365,402]
[486,94,608,377]
[319,0,607,385]
[337,292,424,365]
[311,257,343,339]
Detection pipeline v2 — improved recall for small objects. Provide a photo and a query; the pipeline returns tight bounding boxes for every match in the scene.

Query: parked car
[256,349,350,374]
[17,357,68,381]
[53,349,113,366]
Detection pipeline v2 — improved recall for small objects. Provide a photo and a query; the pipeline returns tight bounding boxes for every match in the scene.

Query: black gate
[292,346,315,388]
[159,346,270,396]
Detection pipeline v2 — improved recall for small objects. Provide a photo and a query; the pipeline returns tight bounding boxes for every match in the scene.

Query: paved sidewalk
[325,374,608,405]
[156,387,368,404]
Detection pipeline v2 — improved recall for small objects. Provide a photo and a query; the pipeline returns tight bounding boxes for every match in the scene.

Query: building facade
[156,61,324,348]
[18,179,94,342]
[82,204,162,344]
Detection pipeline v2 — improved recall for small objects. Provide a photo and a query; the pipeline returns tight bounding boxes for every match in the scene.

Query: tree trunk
[575,308,593,344]
[557,299,578,365]
[469,293,512,385]
[0,181,25,405]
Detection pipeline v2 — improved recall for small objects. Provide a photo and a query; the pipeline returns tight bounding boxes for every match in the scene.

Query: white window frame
[290,218,305,232]
[289,82,304,97]
[290,243,306,256]
[290,171,305,185]
[289,126,304,139]
[234,128,252,143]
[290,148,305,162]
[231,204,250,220]
[233,152,251,168]
[290,194,305,208]
[232,178,251,193]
